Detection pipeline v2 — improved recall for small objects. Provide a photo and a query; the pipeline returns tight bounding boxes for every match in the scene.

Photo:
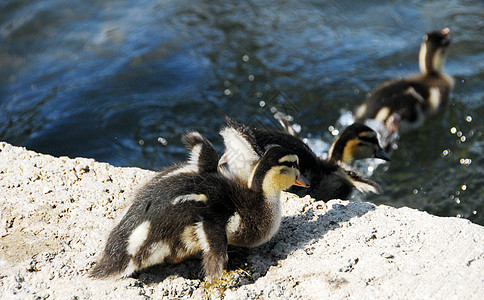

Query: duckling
[90,132,308,280]
[220,118,384,202]
[274,112,390,164]
[355,28,454,134]
[327,123,391,164]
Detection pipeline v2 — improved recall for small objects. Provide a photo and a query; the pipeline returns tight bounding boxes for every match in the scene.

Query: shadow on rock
[122,200,375,288]
[231,200,376,284]
[133,259,202,284]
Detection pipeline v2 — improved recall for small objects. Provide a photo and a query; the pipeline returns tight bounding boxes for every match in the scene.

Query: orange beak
[294,173,310,188]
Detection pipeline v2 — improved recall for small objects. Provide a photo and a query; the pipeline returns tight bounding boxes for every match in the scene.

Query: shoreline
[1,141,482,299]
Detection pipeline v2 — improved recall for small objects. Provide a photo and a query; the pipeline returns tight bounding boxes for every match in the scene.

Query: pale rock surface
[0,142,483,299]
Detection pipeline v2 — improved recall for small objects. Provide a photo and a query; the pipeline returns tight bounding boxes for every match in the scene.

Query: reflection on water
[0,0,483,224]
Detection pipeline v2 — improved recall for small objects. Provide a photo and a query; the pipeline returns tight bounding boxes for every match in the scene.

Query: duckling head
[328,123,391,164]
[419,27,451,75]
[248,147,309,196]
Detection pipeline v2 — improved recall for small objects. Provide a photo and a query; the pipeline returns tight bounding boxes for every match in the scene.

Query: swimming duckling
[90,132,308,280]
[220,118,383,202]
[327,123,391,164]
[355,28,454,134]
[274,112,390,164]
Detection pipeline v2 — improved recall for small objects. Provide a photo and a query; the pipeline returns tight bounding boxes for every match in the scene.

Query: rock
[0,142,483,299]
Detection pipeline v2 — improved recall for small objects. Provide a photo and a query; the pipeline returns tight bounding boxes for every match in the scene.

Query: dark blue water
[1,0,483,224]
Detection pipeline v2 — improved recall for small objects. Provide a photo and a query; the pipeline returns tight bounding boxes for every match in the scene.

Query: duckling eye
[358,136,378,146]
[279,168,290,175]
[280,161,297,169]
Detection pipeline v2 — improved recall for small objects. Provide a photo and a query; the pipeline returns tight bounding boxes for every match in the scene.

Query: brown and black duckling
[220,118,387,202]
[327,123,391,164]
[90,132,308,280]
[355,28,454,134]
[275,113,390,164]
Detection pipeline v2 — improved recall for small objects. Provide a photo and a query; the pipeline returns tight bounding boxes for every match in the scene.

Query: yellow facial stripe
[342,139,360,164]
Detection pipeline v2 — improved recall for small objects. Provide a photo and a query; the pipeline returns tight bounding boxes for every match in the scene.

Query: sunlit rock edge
[0,141,482,299]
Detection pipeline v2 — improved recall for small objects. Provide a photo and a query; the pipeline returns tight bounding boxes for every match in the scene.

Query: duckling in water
[275,113,390,164]
[327,123,391,164]
[90,132,308,280]
[220,118,387,202]
[355,28,454,135]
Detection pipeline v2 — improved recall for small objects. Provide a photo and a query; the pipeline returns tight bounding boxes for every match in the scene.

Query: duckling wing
[220,118,262,179]
[340,167,382,195]
[356,79,434,126]
[293,160,382,201]
[91,172,229,278]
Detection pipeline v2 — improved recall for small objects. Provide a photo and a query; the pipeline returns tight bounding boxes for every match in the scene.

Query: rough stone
[0,142,482,299]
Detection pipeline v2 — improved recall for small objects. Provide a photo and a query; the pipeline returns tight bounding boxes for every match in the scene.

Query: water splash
[303,137,331,159]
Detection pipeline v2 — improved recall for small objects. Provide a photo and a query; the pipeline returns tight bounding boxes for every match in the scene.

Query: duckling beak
[218,152,229,167]
[294,173,310,188]
[374,148,391,161]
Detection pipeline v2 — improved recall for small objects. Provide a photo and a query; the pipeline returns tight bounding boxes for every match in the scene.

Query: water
[1,0,483,224]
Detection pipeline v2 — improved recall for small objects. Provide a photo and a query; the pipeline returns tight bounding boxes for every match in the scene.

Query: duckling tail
[182,131,219,174]
[89,252,130,279]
